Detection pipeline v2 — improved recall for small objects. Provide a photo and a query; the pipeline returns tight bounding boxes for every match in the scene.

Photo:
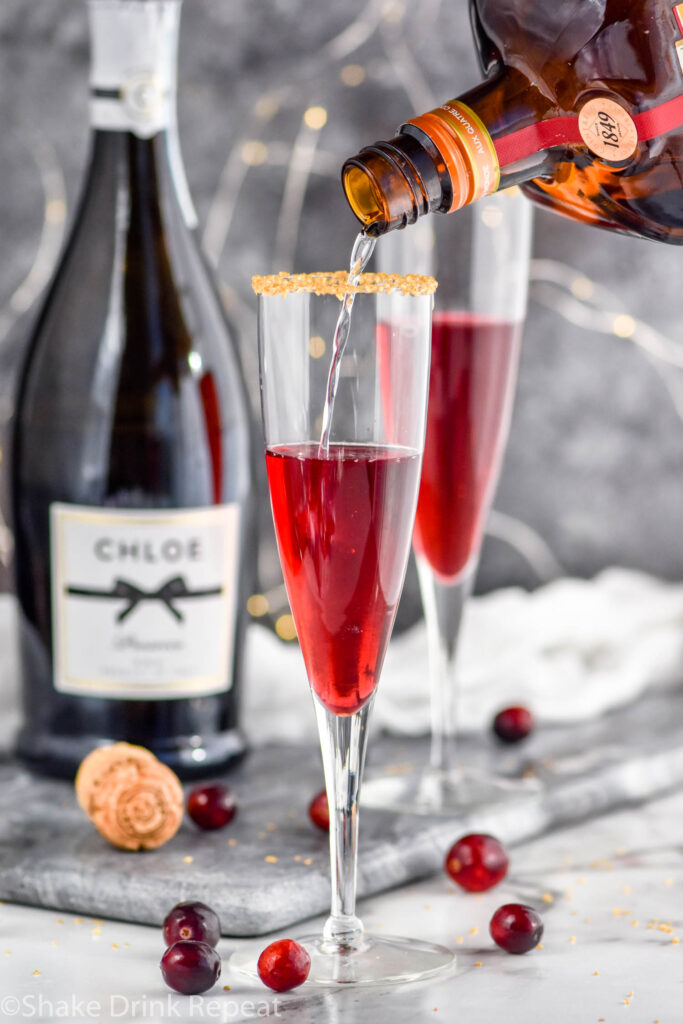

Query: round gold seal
[578,97,638,163]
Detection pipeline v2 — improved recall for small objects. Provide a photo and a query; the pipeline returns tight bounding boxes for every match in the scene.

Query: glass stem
[416,557,476,779]
[313,693,374,952]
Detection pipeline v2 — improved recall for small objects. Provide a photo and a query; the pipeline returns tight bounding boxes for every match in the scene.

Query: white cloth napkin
[243,569,683,744]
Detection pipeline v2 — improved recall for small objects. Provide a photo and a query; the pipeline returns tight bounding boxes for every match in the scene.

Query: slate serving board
[1,685,683,937]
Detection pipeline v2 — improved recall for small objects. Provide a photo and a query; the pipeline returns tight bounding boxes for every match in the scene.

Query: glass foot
[230,932,455,987]
[361,765,541,816]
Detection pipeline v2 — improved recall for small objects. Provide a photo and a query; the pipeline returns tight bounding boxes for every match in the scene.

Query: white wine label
[89,1,180,138]
[50,503,240,700]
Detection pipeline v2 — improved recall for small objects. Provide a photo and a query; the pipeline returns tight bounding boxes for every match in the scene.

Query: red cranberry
[187,784,237,830]
[490,904,544,954]
[445,833,509,893]
[163,901,221,948]
[257,939,311,992]
[493,706,535,744]
[308,790,329,832]
[161,940,221,994]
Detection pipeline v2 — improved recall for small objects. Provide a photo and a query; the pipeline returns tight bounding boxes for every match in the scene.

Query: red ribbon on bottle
[494,93,683,167]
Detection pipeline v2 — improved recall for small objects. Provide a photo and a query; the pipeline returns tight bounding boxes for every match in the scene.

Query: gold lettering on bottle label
[578,97,638,163]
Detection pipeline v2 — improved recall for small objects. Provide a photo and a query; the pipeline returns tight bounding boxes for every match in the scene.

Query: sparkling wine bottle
[12,0,255,778]
[343,0,683,242]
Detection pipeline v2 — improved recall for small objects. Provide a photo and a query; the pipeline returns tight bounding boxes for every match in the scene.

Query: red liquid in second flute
[266,443,421,715]
[413,312,521,583]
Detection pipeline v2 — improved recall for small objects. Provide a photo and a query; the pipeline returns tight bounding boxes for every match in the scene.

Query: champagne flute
[231,270,454,985]
[368,189,533,813]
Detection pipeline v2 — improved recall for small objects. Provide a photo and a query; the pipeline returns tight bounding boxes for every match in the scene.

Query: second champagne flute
[369,189,533,813]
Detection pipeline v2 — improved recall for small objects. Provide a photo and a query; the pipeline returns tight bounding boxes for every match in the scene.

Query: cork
[76,743,184,851]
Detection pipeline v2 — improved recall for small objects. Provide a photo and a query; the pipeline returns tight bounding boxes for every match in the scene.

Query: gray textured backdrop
[1,0,682,631]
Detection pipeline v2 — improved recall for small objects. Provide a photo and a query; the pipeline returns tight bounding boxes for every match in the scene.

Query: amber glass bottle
[343,0,683,243]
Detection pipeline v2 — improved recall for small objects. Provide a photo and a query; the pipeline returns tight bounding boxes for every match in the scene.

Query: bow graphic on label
[66,576,223,623]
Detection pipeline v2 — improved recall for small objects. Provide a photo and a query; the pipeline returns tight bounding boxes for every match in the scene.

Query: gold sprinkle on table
[569,936,576,944]
[542,893,554,904]
[475,961,483,967]
[303,858,313,866]
[228,839,238,847]
[224,985,231,991]
[183,856,194,864]
[469,927,478,935]
[252,271,438,299]
[33,970,41,976]
[456,937,464,944]
[265,855,278,864]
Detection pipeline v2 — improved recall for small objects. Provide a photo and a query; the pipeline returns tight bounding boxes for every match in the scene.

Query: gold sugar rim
[252,271,438,298]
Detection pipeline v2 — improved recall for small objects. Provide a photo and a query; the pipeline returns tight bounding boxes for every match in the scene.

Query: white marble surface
[1,787,682,1023]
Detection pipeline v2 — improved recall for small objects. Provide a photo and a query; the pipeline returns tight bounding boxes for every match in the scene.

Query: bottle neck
[89,0,180,137]
[87,0,196,227]
[342,69,549,235]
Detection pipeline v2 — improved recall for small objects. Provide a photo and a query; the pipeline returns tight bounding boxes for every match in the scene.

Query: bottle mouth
[341,160,393,236]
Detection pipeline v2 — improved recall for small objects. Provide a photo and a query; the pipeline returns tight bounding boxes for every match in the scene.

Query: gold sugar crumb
[456,937,464,944]
[475,961,483,967]
[542,893,554,904]
[577,877,586,885]
[424,905,432,910]
[183,856,194,864]
[672,936,680,944]
[75,918,83,925]
[112,943,120,949]
[631,921,639,927]
[294,855,302,862]
[124,942,130,947]
[469,927,478,935]
[593,972,599,976]
[4,951,10,955]
[252,271,438,299]
[228,839,238,847]
[303,858,313,866]
[585,919,591,924]
[92,928,102,936]
[569,936,576,944]
[51,941,58,947]
[56,919,64,925]
[264,855,278,864]
[622,886,631,895]
[536,943,544,949]
[223,985,231,991]
[33,970,41,976]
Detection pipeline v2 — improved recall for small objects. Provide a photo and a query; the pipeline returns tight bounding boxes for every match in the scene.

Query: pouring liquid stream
[319,231,377,452]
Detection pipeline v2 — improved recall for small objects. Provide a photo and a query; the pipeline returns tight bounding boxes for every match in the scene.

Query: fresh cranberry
[257,939,311,992]
[163,901,221,948]
[490,904,544,954]
[161,940,221,994]
[492,706,535,744]
[445,833,509,893]
[187,784,237,830]
[308,790,329,832]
